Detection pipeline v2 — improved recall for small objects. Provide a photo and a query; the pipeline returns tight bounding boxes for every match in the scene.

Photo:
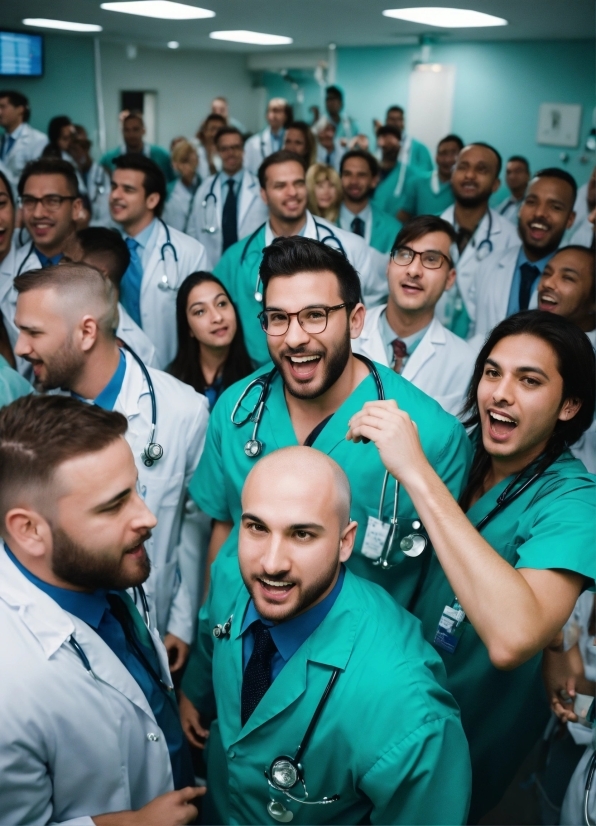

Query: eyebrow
[93,487,131,512]
[485,357,549,379]
[189,292,227,308]
[241,513,325,531]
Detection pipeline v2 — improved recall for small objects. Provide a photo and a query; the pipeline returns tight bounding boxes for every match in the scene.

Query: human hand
[93,786,206,826]
[179,690,210,749]
[542,646,579,723]
[164,633,190,673]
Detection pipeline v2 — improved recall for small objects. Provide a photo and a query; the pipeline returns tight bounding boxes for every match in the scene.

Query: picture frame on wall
[537,102,582,148]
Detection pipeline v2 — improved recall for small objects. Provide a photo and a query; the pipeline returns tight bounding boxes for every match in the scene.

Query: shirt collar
[73,348,126,410]
[34,249,63,268]
[340,202,371,224]
[380,308,429,353]
[8,122,25,139]
[518,246,556,274]
[125,217,158,251]
[220,170,243,187]
[4,543,109,629]
[240,566,345,664]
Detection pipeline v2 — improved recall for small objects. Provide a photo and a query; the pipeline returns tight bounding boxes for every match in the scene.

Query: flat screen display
[0,31,43,77]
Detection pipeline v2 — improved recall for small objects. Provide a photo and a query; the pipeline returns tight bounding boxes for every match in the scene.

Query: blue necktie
[351,216,365,237]
[222,178,238,252]
[519,262,540,311]
[120,238,144,328]
[241,622,277,726]
[1,134,14,160]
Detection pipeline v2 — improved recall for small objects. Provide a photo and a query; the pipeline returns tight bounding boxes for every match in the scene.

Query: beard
[31,336,85,392]
[271,329,352,401]
[51,526,151,591]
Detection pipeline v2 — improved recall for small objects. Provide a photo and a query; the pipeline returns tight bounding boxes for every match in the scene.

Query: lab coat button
[147,732,160,741]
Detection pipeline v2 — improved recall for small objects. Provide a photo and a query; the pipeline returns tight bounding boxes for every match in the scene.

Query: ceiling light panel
[209,30,293,45]
[101,1,215,20]
[382,7,508,27]
[23,18,103,32]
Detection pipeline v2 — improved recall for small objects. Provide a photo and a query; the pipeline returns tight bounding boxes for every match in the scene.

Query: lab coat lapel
[492,246,519,322]
[402,317,443,383]
[140,222,163,304]
[238,174,257,229]
[355,303,390,366]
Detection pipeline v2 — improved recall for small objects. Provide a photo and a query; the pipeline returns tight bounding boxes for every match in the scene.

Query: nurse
[181,447,471,825]
[191,235,471,607]
[347,310,596,822]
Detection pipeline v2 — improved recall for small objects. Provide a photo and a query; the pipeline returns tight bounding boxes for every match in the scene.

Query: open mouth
[487,409,518,440]
[400,281,423,294]
[538,292,558,311]
[257,576,296,601]
[286,353,322,380]
[527,220,550,242]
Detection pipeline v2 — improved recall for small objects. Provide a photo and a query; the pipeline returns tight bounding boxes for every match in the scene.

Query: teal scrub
[0,356,33,407]
[408,137,434,174]
[370,205,401,253]
[100,145,175,183]
[189,362,472,609]
[183,563,472,825]
[371,163,420,218]
[399,172,455,217]
[411,451,596,822]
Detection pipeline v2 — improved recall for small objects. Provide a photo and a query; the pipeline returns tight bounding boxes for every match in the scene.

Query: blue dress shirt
[72,349,126,410]
[241,566,345,680]
[34,249,63,268]
[219,170,243,197]
[120,219,158,327]
[506,247,555,317]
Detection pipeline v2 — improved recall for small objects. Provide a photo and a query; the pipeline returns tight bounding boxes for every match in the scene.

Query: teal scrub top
[399,172,455,218]
[411,451,596,822]
[409,137,434,174]
[189,362,472,609]
[0,355,33,407]
[183,563,472,825]
[370,205,401,253]
[100,145,175,182]
[371,163,419,218]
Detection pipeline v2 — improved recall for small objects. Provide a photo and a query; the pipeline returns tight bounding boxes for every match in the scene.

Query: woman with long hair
[306,162,343,223]
[347,310,596,823]
[193,113,226,179]
[168,271,252,409]
[283,120,317,168]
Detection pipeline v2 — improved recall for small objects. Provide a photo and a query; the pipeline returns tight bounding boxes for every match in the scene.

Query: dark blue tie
[222,178,238,252]
[351,216,365,237]
[241,622,277,726]
[519,262,540,311]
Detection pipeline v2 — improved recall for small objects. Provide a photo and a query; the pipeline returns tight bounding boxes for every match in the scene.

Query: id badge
[434,599,466,654]
[361,516,391,560]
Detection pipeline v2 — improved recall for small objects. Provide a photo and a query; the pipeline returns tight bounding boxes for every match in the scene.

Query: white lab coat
[116,303,160,368]
[187,170,269,269]
[83,161,112,227]
[0,122,48,180]
[437,205,520,337]
[495,195,523,224]
[114,350,209,642]
[0,544,173,826]
[190,139,222,181]
[0,240,41,378]
[566,215,593,248]
[316,140,346,172]
[352,306,475,417]
[162,177,200,234]
[571,328,596,473]
[244,127,284,176]
[133,219,207,368]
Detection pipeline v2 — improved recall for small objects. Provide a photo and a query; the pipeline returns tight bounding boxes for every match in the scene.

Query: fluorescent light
[167,40,180,48]
[382,7,507,27]
[101,2,215,20]
[23,18,103,32]
[209,30,293,45]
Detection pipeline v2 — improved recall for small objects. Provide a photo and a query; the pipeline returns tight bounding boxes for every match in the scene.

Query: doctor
[181,447,471,825]
[315,120,345,172]
[109,153,208,368]
[188,126,268,270]
[353,215,475,417]
[14,263,210,667]
[0,394,204,825]
[69,124,112,227]
[163,139,201,234]
[371,126,419,218]
[244,98,290,176]
[397,134,462,223]
[214,150,385,367]
[192,236,471,607]
[0,90,47,181]
[101,111,174,182]
[437,142,519,339]
[384,105,434,174]
[474,167,577,339]
[495,156,531,224]
[314,85,359,142]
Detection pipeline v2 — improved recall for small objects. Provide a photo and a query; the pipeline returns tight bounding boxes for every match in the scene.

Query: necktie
[222,179,238,252]
[519,262,540,311]
[241,622,277,726]
[1,134,14,161]
[120,237,144,328]
[326,152,332,165]
[391,338,408,374]
[351,216,365,238]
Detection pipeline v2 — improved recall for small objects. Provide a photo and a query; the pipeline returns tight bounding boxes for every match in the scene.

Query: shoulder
[167,225,206,255]
[372,205,400,230]
[490,209,519,240]
[166,179,178,198]
[148,366,209,417]
[438,321,476,361]
[533,451,596,500]
[150,145,171,161]
[100,147,119,163]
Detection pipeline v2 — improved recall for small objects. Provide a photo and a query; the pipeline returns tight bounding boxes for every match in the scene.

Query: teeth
[261,578,292,588]
[530,222,548,230]
[290,355,319,363]
[489,412,516,424]
[541,295,556,304]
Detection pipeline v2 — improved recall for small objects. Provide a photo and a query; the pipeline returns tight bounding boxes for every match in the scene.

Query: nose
[283,314,310,349]
[210,305,223,323]
[491,373,516,405]
[405,254,424,279]
[31,200,47,220]
[260,533,291,577]
[14,330,31,358]
[132,491,158,531]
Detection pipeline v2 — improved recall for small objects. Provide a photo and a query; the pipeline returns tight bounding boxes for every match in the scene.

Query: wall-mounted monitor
[0,31,44,77]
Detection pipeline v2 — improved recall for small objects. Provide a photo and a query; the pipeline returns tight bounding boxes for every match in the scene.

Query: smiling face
[505,160,530,200]
[239,448,355,622]
[387,231,456,315]
[21,173,80,256]
[122,116,145,152]
[0,175,15,262]
[186,280,237,350]
[341,155,376,205]
[314,176,339,211]
[109,168,159,231]
[216,131,244,177]
[538,247,595,330]
[261,160,308,223]
[377,133,400,165]
[518,176,576,259]
[267,99,287,133]
[477,334,580,465]
[451,145,500,207]
[284,127,307,159]
[436,140,460,180]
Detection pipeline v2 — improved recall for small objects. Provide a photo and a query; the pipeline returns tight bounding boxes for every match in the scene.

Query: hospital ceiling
[2,0,594,52]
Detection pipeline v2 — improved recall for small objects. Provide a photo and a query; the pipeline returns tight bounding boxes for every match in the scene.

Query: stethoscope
[472,209,494,261]
[120,342,164,468]
[156,218,179,292]
[16,240,35,276]
[243,219,348,303]
[201,173,220,234]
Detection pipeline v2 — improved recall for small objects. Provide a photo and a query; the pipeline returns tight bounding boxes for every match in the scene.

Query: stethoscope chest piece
[244,438,263,458]
[254,289,263,303]
[158,274,170,291]
[267,800,293,822]
[270,758,300,790]
[400,521,427,558]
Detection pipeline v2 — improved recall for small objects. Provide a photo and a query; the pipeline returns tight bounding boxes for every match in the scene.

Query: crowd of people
[0,83,594,826]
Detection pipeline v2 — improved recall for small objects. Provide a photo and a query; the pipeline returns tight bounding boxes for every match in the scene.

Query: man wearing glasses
[353,215,475,417]
[188,235,471,609]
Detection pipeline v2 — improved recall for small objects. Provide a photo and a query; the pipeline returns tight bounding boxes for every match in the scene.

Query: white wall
[99,42,258,150]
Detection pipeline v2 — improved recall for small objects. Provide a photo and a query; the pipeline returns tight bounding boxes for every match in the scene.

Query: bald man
[180,447,471,825]
[13,263,210,667]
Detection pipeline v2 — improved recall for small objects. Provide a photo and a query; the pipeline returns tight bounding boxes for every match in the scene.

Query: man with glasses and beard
[0,395,205,825]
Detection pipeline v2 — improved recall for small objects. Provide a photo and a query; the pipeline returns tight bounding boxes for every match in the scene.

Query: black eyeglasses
[19,194,77,212]
[258,304,350,336]
[391,246,452,269]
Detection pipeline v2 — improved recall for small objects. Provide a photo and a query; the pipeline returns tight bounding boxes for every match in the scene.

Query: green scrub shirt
[189,361,472,609]
[183,563,472,825]
[399,172,455,218]
[411,451,596,822]
[369,205,402,253]
[372,163,420,218]
[0,356,33,407]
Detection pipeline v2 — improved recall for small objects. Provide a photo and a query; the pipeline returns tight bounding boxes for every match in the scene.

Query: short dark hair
[112,153,166,216]
[75,227,131,287]
[123,111,144,126]
[260,236,362,306]
[326,85,343,100]
[258,149,307,189]
[392,215,456,254]
[0,168,14,207]
[468,142,502,176]
[507,155,530,173]
[18,157,80,197]
[376,124,402,141]
[387,105,404,116]
[47,115,72,146]
[0,90,30,121]
[533,167,578,204]
[340,149,379,178]
[439,134,464,151]
[214,125,244,146]
[0,395,128,522]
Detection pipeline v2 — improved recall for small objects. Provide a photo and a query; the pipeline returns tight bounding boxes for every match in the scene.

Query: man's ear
[339,520,358,562]
[4,507,52,560]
